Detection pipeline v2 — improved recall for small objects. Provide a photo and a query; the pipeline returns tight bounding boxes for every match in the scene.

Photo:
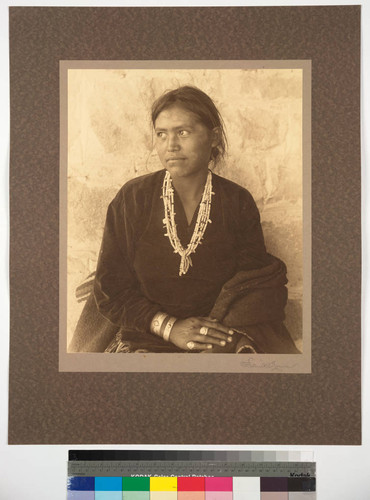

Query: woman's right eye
[156,132,166,139]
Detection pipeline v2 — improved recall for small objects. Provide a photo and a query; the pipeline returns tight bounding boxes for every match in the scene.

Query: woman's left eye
[178,130,189,137]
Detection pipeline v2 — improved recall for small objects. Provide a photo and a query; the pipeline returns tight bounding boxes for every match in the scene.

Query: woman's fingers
[198,317,234,335]
[207,328,234,343]
[170,317,235,351]
[187,341,213,351]
[194,332,232,347]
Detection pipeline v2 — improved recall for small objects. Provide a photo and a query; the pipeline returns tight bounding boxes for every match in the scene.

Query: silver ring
[187,341,195,350]
[199,326,209,336]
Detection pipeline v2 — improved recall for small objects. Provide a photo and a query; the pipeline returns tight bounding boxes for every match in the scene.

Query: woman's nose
[167,133,180,151]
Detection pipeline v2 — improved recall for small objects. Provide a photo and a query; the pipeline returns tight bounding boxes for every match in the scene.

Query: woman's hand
[169,317,234,351]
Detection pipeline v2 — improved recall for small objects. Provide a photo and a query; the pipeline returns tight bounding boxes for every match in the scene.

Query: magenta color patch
[205,477,233,491]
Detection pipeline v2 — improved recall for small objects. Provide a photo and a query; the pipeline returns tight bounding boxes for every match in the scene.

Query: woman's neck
[170,168,209,204]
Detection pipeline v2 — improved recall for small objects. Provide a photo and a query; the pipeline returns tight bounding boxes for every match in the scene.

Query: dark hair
[151,85,227,163]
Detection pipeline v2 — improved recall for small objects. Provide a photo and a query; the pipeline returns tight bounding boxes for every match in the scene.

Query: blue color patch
[95,476,123,491]
[68,477,95,491]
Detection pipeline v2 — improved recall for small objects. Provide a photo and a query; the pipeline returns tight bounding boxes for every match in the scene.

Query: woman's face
[154,104,218,179]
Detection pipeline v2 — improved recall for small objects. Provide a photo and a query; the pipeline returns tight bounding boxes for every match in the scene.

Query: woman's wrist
[150,312,168,336]
[150,312,177,342]
[162,316,177,341]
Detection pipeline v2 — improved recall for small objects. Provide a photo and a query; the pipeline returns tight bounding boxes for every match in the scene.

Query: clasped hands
[169,316,234,351]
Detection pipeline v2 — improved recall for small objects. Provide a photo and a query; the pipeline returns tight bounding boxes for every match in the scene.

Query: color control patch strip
[68,451,316,499]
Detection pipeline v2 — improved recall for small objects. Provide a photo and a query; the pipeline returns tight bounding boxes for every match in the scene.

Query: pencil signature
[240,359,298,371]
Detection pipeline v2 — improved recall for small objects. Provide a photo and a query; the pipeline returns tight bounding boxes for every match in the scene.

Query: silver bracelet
[162,316,177,342]
[150,312,168,336]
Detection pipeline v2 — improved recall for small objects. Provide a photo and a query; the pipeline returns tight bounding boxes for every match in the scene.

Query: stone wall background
[66,68,303,348]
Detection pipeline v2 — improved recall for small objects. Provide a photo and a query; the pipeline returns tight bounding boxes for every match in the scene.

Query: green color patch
[122,477,150,491]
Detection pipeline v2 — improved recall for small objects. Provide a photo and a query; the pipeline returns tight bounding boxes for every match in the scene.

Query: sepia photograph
[8,5,361,449]
[60,60,311,372]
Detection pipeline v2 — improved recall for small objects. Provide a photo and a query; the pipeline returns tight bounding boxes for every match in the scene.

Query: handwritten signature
[240,359,298,371]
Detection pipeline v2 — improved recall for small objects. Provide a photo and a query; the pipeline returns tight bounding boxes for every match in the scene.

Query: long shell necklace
[162,170,214,276]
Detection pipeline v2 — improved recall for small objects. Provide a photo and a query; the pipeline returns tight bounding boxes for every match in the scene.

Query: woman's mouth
[166,157,185,162]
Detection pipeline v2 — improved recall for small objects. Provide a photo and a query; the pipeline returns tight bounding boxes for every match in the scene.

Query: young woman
[71,85,299,354]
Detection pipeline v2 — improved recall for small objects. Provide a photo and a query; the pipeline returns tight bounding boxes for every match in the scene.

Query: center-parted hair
[151,85,227,164]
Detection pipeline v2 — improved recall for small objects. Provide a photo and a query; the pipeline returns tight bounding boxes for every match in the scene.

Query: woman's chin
[166,165,189,177]
[166,165,208,179]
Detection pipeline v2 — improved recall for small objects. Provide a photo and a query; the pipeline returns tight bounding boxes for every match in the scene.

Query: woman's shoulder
[123,169,164,190]
[212,172,257,207]
[112,170,165,204]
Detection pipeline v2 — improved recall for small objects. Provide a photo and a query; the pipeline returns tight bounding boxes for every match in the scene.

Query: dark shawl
[68,170,298,354]
[68,255,298,354]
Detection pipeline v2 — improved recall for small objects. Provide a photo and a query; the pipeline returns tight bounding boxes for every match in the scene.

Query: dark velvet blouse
[94,169,269,333]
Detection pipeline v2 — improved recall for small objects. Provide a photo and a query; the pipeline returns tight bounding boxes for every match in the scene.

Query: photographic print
[9,6,360,444]
[59,61,311,373]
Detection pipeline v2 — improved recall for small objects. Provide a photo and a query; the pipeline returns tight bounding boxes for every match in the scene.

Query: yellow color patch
[150,477,177,491]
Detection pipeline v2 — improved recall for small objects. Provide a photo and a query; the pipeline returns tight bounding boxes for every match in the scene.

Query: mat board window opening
[59,60,311,374]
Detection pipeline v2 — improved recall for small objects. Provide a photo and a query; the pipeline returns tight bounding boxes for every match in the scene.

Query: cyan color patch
[95,477,122,491]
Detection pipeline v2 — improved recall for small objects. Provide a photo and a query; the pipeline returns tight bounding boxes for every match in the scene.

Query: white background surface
[0,1,369,499]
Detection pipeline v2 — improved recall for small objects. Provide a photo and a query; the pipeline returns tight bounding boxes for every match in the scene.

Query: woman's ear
[211,127,221,148]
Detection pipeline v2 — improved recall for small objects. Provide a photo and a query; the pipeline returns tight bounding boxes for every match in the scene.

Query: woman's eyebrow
[155,124,194,132]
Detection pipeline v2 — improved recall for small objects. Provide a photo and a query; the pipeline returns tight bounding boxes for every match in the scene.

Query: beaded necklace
[162,170,214,276]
